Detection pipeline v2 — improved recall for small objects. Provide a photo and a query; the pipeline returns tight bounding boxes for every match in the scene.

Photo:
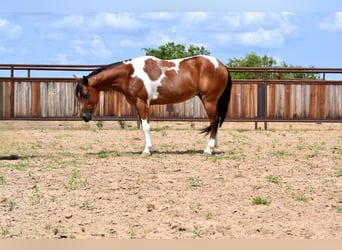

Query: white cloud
[223,13,241,29]
[219,12,297,49]
[241,12,267,26]
[237,28,285,48]
[183,12,208,22]
[318,12,342,32]
[0,18,22,39]
[117,39,144,48]
[142,12,176,21]
[56,53,70,64]
[70,35,112,59]
[92,12,141,30]
[49,12,142,33]
[90,35,111,58]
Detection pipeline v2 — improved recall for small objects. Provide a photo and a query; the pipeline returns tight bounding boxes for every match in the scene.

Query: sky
[1,0,342,78]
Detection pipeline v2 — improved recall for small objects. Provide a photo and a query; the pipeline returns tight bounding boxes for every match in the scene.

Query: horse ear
[83,76,88,86]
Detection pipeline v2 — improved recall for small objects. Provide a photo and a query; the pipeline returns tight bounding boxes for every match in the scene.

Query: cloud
[318,12,342,32]
[70,35,112,59]
[92,12,142,30]
[217,12,298,49]
[141,12,176,21]
[237,28,285,48]
[50,12,142,33]
[90,35,112,58]
[0,18,22,39]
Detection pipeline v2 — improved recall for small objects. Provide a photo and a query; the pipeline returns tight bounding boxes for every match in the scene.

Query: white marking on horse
[201,55,219,69]
[125,56,165,105]
[125,55,218,106]
[141,119,152,154]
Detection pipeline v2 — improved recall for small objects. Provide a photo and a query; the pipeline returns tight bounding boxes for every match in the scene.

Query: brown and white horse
[75,55,232,155]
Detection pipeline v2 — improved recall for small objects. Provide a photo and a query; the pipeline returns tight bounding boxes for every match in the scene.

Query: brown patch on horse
[159,60,176,69]
[143,58,162,81]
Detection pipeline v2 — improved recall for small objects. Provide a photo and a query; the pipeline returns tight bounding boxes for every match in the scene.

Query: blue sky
[1,0,342,72]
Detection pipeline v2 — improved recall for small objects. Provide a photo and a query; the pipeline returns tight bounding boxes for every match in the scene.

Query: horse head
[75,76,99,122]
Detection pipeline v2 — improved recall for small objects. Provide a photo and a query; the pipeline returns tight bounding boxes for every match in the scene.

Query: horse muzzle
[82,111,93,122]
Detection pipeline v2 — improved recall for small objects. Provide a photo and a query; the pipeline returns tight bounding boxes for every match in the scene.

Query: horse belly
[151,81,197,105]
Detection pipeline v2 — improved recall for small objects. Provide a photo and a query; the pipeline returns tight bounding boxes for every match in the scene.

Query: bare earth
[0,120,341,239]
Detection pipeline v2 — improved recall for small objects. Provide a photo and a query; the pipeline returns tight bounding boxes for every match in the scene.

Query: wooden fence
[0,64,342,124]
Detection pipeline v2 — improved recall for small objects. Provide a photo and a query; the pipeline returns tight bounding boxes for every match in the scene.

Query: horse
[75,55,232,155]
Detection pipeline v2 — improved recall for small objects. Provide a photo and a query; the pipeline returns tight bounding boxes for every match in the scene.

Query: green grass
[82,199,95,210]
[295,194,309,202]
[64,169,88,190]
[188,176,201,187]
[8,199,17,211]
[270,150,292,158]
[0,175,5,185]
[192,229,204,238]
[266,174,281,184]
[335,168,342,177]
[0,162,32,171]
[252,196,271,205]
[336,206,342,213]
[31,185,44,205]
[332,146,342,154]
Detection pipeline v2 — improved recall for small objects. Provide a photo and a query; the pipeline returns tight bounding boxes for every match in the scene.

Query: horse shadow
[126,149,225,156]
[86,149,225,157]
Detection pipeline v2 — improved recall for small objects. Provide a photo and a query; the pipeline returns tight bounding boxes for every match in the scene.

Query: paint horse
[75,55,232,155]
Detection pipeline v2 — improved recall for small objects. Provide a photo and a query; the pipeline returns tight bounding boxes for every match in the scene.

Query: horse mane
[87,59,131,78]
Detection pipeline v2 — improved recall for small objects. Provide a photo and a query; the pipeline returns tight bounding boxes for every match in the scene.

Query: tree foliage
[227,52,319,80]
[143,43,319,79]
[143,42,210,60]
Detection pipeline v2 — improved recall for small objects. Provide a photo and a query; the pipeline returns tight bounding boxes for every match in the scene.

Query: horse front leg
[136,100,152,156]
[141,118,152,156]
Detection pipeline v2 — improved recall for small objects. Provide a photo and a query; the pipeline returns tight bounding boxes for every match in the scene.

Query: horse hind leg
[204,116,220,154]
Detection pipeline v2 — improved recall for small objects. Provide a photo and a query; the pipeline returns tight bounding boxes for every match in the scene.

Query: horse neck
[88,63,130,91]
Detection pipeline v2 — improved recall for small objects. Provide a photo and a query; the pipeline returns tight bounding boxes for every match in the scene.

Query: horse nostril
[82,111,92,122]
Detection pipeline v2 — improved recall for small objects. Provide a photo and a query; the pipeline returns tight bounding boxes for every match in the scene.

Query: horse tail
[217,69,232,127]
[201,69,232,135]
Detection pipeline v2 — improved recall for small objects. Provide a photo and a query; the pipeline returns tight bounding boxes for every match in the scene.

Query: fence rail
[1,64,342,126]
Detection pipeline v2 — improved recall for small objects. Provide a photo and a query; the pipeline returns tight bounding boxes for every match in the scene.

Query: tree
[227,52,319,80]
[143,42,210,59]
[227,52,277,79]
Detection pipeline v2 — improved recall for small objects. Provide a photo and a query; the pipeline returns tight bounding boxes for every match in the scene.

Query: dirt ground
[0,120,341,239]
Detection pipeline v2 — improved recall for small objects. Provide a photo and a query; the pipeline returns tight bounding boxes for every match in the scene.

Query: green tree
[143,42,210,59]
[227,52,319,80]
[227,52,277,79]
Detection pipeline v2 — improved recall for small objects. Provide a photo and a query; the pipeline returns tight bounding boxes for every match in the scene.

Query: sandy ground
[0,120,341,239]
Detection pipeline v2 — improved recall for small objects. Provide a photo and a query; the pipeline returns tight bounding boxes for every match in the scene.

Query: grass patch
[335,168,342,177]
[8,199,17,211]
[192,229,204,238]
[0,161,33,171]
[31,185,44,205]
[336,206,342,213]
[188,176,201,187]
[82,199,95,210]
[266,174,281,184]
[0,175,5,185]
[295,194,309,202]
[64,169,88,190]
[252,196,271,205]
[332,146,342,154]
[270,150,292,158]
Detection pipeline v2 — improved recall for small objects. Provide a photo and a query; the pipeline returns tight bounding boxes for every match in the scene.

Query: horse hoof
[141,152,151,157]
[204,150,213,155]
